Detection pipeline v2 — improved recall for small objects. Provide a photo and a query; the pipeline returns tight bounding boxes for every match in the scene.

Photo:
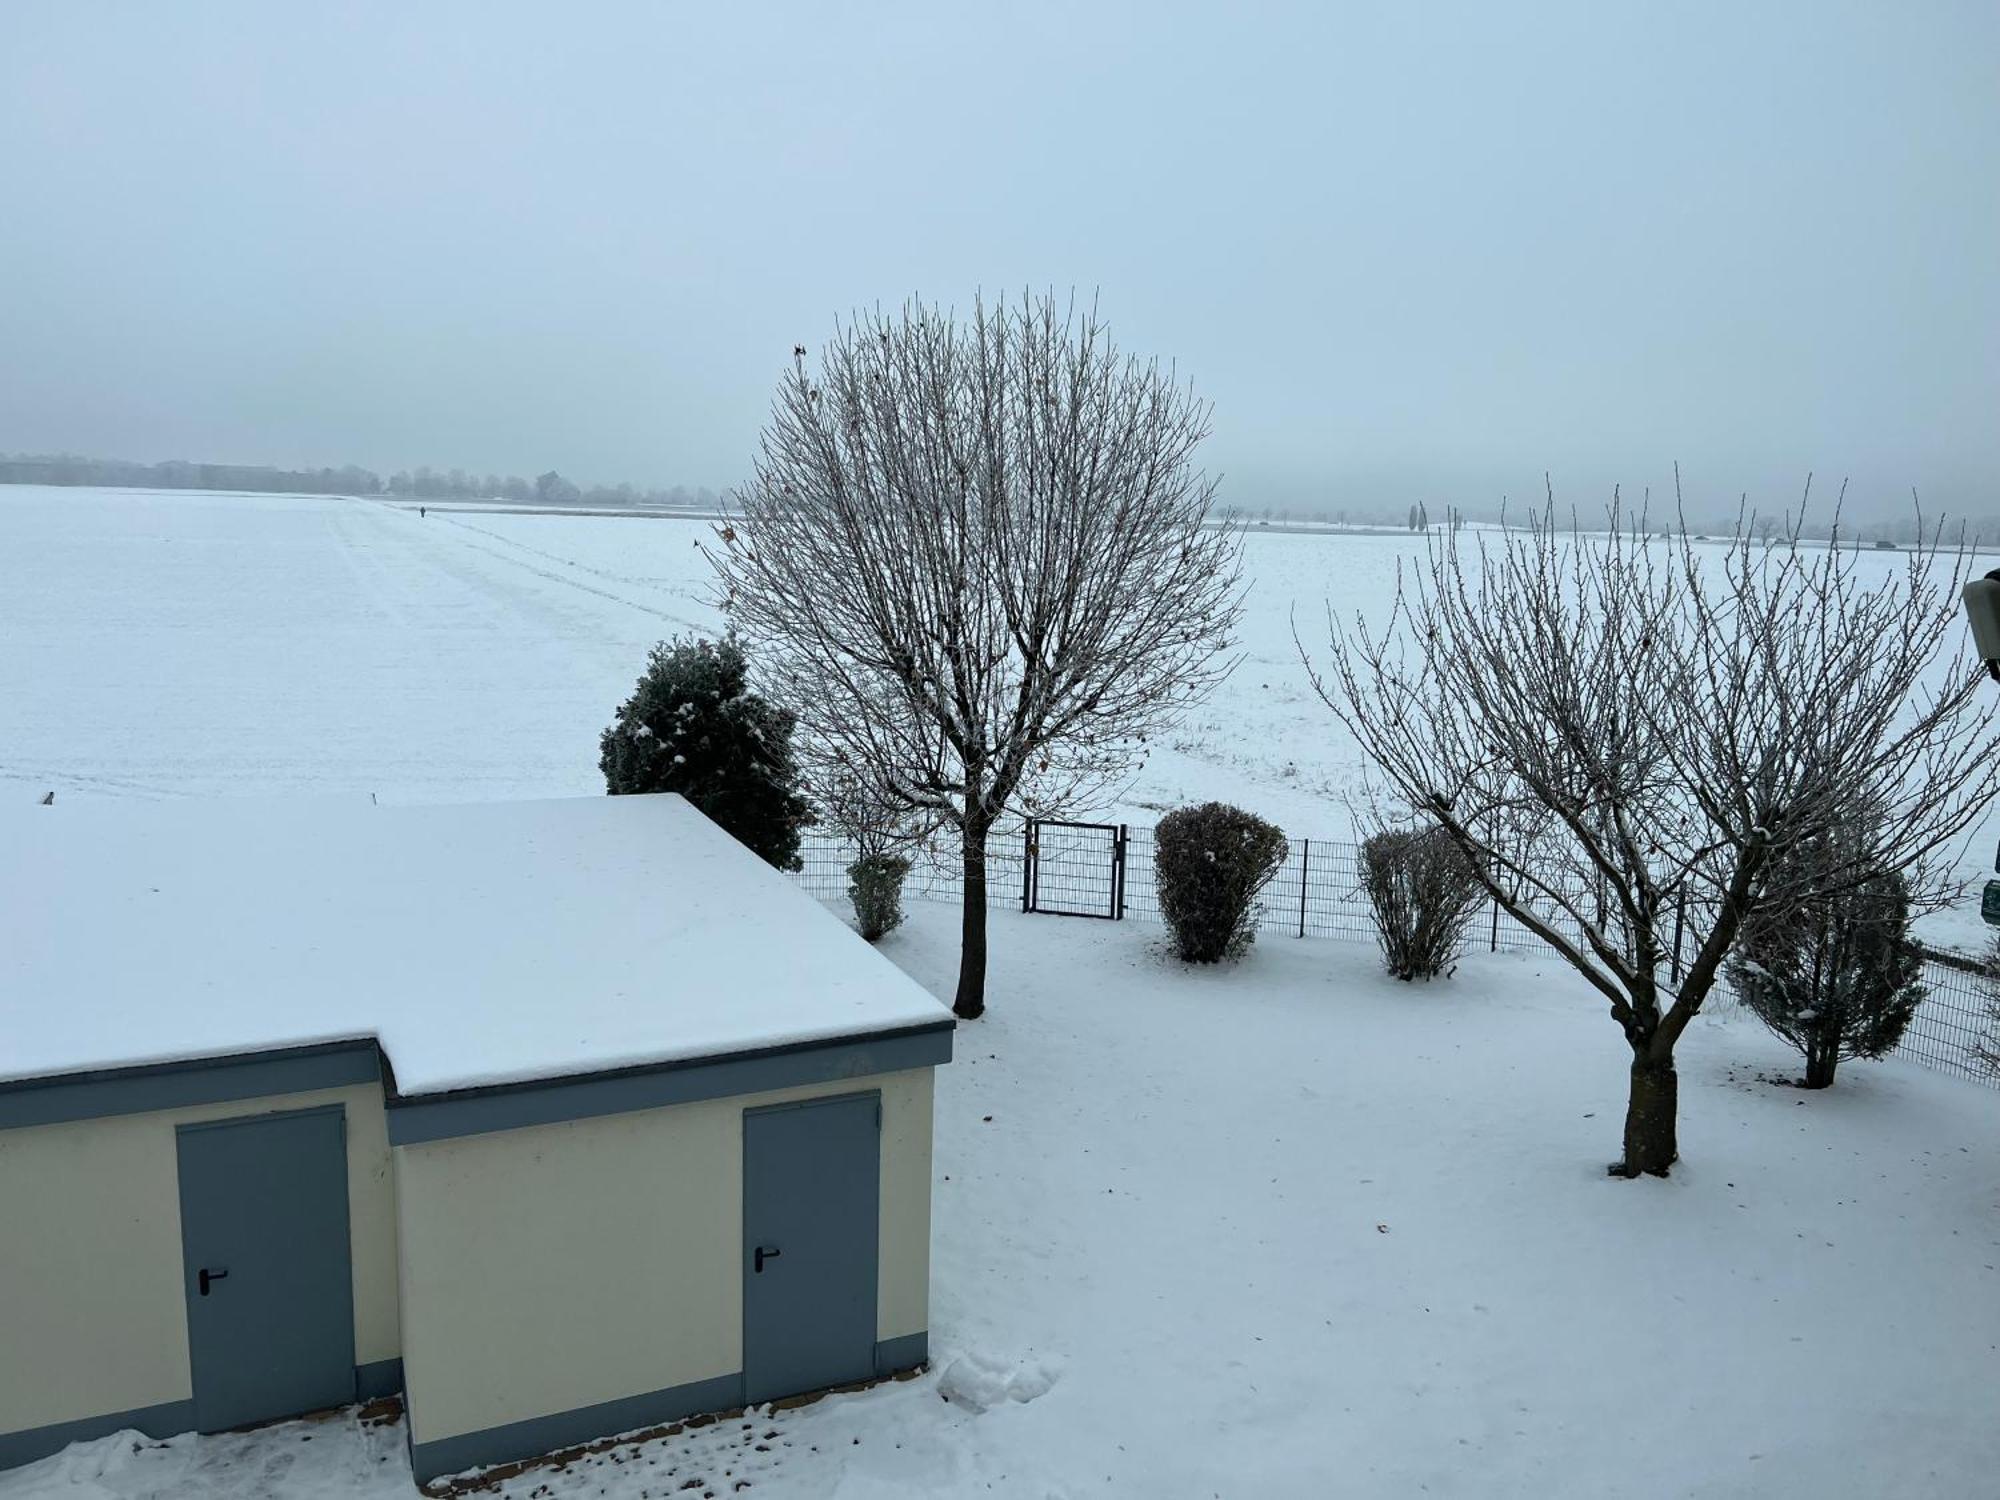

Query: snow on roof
[0,794,949,1096]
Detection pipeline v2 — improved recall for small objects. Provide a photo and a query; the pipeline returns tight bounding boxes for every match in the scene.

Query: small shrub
[599,633,811,870]
[1728,843,1924,1088]
[1154,802,1289,963]
[1360,825,1482,981]
[848,853,913,942]
[817,766,928,939]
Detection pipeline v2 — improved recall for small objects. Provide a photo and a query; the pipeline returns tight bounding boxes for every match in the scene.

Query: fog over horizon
[2,2,1994,522]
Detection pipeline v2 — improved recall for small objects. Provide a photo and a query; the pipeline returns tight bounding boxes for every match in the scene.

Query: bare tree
[1303,485,2000,1176]
[713,294,1243,1018]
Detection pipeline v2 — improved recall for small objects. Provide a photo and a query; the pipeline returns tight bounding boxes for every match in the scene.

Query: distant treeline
[0,453,386,495]
[0,453,1974,541]
[0,453,720,509]
[380,467,721,509]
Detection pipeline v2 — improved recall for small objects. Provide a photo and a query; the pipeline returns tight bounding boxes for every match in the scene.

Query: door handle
[754,1245,781,1273]
[198,1267,229,1296]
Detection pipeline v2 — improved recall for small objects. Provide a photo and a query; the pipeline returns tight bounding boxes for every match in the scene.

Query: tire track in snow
[441,513,708,595]
[0,766,193,800]
[422,511,711,632]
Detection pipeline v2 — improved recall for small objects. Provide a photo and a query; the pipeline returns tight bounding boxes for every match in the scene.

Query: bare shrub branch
[1360,822,1484,981]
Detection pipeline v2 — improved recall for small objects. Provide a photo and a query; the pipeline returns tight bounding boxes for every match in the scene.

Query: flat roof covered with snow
[0,794,950,1096]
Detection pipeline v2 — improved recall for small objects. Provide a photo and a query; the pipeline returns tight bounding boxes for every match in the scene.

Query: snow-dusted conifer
[599,633,811,870]
[1726,825,1924,1088]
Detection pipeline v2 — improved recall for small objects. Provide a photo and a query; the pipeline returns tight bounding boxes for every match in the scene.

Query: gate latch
[198,1267,230,1296]
[753,1245,781,1273]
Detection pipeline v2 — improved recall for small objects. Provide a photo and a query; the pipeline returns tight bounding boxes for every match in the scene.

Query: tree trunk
[953,822,989,1020]
[1613,1054,1679,1177]
[1803,1038,1837,1089]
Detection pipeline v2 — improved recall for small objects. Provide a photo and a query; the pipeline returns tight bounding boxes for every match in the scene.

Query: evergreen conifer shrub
[1727,835,1924,1088]
[599,633,811,870]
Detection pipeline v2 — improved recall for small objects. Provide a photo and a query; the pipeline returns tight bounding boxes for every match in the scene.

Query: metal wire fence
[794,821,2000,1089]
[1903,948,1999,1086]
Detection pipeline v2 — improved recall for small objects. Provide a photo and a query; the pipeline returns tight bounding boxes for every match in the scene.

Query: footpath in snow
[9,904,1998,1500]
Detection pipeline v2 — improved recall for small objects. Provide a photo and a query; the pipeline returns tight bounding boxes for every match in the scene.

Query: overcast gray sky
[2,2,1994,517]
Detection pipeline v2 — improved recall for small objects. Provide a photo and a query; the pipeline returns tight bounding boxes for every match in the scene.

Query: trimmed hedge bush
[1154,802,1289,963]
[849,852,913,942]
[1360,824,1482,980]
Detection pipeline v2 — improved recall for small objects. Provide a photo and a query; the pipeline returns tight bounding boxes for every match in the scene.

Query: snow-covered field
[9,905,1999,1499]
[0,484,1371,827]
[4,486,1987,828]
[6,482,1997,941]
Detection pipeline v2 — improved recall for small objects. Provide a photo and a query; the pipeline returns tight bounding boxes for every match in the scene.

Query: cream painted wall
[0,1081,399,1437]
[394,1066,934,1445]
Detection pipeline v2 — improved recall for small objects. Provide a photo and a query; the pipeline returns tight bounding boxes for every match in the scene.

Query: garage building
[0,794,951,1486]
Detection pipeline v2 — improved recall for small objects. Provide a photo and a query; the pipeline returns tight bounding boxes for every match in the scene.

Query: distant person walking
[419,506,426,518]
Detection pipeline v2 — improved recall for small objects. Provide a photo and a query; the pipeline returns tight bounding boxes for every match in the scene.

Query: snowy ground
[9,903,1999,1499]
[4,484,1999,1493]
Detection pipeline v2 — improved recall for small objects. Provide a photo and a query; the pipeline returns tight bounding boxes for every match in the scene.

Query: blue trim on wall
[406,1338,933,1484]
[386,1022,954,1145]
[0,1041,382,1132]
[1,1343,923,1481]
[356,1358,405,1401]
[0,1398,195,1473]
[0,1017,953,1140]
[0,1356,404,1476]
[874,1331,928,1377]
[408,1370,745,1485]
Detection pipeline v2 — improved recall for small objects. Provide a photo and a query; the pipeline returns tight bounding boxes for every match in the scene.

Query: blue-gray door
[742,1092,880,1404]
[175,1105,357,1432]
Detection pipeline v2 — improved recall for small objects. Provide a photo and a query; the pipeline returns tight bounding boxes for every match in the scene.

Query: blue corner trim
[386,1022,953,1145]
[356,1357,405,1401]
[874,1332,928,1377]
[0,1398,195,1473]
[0,1042,383,1132]
[407,1370,745,1484]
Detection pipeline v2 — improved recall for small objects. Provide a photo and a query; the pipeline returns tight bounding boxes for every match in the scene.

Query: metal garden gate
[1022,819,1127,920]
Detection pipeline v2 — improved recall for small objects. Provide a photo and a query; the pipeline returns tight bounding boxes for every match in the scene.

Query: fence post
[1021,819,1035,913]
[1490,895,1500,952]
[1113,825,1128,920]
[1297,838,1310,938]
